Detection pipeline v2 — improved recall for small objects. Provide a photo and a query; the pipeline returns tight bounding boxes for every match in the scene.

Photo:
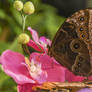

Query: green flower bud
[23,1,35,15]
[13,0,23,11]
[18,33,30,44]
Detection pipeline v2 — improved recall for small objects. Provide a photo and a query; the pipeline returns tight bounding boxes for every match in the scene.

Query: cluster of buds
[13,0,35,45]
[14,0,35,15]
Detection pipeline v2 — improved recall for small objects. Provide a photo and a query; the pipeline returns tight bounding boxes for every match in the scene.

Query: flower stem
[21,14,30,55]
[22,14,28,32]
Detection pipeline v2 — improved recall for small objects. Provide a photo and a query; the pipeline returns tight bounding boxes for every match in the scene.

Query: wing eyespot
[80,27,84,31]
[80,32,88,40]
[78,56,84,61]
[70,39,83,53]
[77,62,81,67]
[79,16,84,21]
[73,43,80,49]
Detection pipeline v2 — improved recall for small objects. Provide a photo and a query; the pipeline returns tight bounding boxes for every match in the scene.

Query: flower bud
[13,0,23,11]
[18,33,30,44]
[23,1,35,15]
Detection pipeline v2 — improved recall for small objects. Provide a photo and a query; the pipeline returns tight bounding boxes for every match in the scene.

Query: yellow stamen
[25,57,31,68]
[25,57,42,77]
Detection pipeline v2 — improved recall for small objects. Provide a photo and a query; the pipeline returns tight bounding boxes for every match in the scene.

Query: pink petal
[39,36,51,46]
[33,71,47,84]
[28,27,50,52]
[65,69,85,82]
[30,53,54,69]
[47,38,52,46]
[18,83,37,92]
[30,52,40,61]
[27,40,44,52]
[46,64,65,82]
[88,76,92,80]
[30,53,65,82]
[39,36,50,52]
[28,27,39,44]
[39,36,48,45]
[1,50,35,84]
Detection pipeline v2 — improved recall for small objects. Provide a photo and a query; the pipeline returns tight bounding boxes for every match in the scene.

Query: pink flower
[0,28,64,92]
[27,27,51,53]
[1,27,92,92]
[0,50,65,92]
[30,52,65,82]
[0,50,36,84]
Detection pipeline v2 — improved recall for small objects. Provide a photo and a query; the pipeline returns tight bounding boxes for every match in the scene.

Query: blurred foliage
[0,0,65,91]
[0,67,17,92]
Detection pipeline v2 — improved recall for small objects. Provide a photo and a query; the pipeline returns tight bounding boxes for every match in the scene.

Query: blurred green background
[0,0,91,91]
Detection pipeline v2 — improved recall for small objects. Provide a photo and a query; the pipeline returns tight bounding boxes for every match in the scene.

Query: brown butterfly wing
[48,9,92,76]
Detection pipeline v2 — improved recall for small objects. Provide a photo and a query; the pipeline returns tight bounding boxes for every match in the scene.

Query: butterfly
[48,8,92,77]
[33,9,92,92]
[32,9,92,92]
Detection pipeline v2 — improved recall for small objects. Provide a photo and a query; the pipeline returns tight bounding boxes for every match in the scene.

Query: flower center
[25,57,42,77]
[30,65,37,72]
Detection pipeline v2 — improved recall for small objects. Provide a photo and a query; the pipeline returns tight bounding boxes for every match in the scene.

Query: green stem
[22,15,28,32]
[21,14,30,55]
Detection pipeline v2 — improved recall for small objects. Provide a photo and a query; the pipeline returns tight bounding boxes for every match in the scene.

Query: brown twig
[22,44,30,56]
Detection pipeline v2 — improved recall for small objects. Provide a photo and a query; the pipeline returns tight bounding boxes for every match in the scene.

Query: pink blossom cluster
[0,27,92,92]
